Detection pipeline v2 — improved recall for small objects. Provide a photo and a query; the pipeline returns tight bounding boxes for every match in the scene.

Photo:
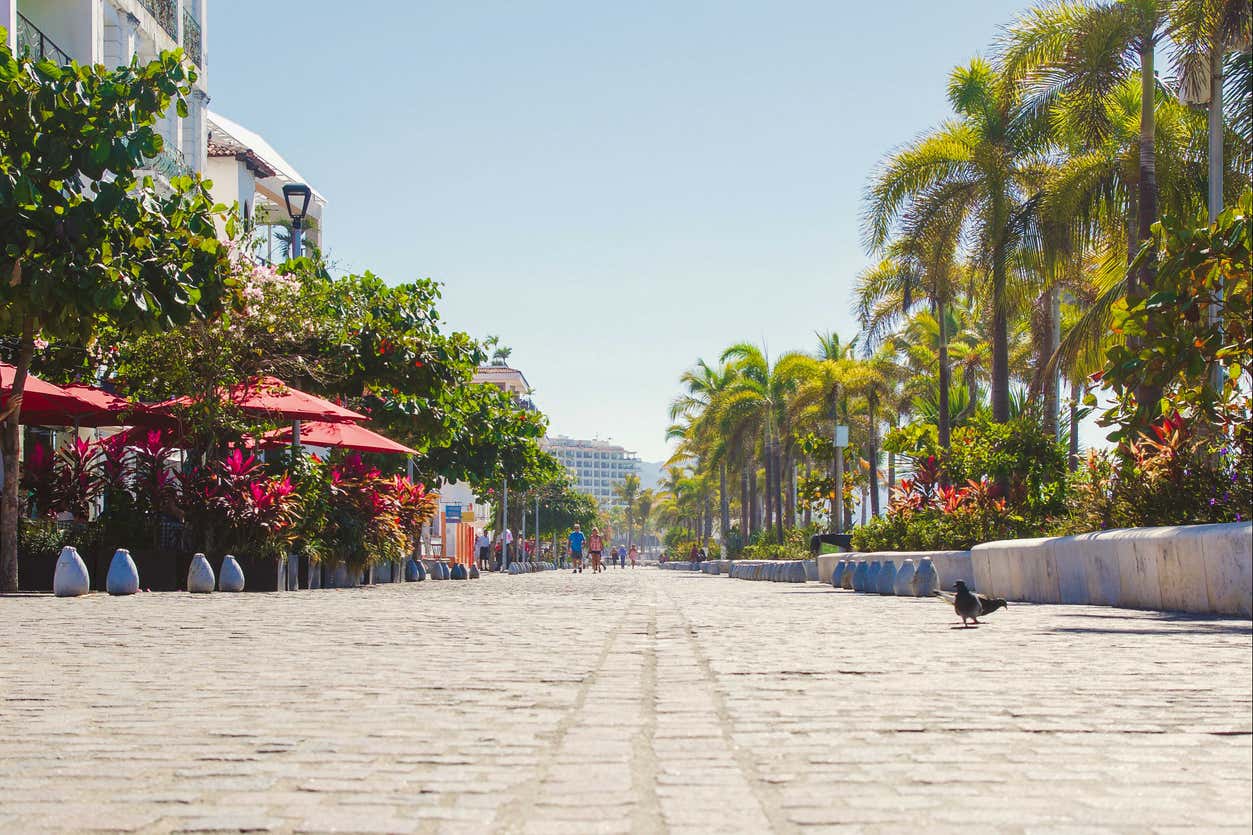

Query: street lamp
[282,183,312,258]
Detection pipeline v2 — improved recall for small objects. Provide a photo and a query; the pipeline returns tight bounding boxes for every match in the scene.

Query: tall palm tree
[1001,0,1181,308]
[612,473,641,549]
[668,360,735,546]
[636,489,655,549]
[865,58,1047,424]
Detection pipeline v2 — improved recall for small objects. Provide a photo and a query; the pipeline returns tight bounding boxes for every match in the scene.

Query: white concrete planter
[893,560,916,596]
[218,555,245,592]
[105,548,139,596]
[53,546,90,597]
[187,553,215,594]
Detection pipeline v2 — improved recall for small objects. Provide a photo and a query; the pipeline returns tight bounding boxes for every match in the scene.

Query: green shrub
[741,542,808,560]
[851,508,1035,553]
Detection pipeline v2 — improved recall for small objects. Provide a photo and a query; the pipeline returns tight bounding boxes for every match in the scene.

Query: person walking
[588,528,605,573]
[568,524,586,573]
[628,544,638,568]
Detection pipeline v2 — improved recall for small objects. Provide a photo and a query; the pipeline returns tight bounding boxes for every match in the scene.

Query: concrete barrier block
[1195,522,1252,617]
[1146,526,1209,614]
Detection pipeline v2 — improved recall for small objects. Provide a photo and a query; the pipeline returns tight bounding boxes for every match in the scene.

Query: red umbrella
[1,364,111,426]
[259,420,416,455]
[153,376,367,424]
[15,383,148,427]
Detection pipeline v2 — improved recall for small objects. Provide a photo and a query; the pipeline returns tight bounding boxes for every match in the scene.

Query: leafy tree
[612,473,640,548]
[0,41,233,590]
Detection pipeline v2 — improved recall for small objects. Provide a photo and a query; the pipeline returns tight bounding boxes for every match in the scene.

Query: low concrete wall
[972,522,1251,617]
[819,551,973,589]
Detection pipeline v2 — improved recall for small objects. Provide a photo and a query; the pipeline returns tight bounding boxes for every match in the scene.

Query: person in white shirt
[475,531,490,570]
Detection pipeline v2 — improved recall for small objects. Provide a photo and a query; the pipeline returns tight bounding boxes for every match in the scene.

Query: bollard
[878,559,898,595]
[106,548,139,596]
[218,554,246,592]
[914,558,939,596]
[54,546,91,597]
[187,553,215,594]
[894,560,916,596]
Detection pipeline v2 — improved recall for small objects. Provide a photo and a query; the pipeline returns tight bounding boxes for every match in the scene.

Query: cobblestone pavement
[1,568,1250,834]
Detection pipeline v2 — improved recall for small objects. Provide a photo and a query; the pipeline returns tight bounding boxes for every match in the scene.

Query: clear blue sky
[210,0,1032,463]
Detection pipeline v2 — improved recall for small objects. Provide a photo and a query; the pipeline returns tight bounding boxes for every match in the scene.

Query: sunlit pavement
[1,568,1250,833]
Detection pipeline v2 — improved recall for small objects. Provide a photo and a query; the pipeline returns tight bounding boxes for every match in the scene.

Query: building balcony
[15,11,71,64]
[181,6,201,66]
[139,0,179,40]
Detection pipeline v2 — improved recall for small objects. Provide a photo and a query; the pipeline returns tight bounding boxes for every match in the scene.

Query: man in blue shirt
[568,524,586,573]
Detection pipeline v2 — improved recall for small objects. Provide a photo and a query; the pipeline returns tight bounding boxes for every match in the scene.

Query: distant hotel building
[543,436,640,508]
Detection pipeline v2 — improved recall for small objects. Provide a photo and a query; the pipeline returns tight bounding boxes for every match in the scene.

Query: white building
[4,0,210,180]
[206,111,327,255]
[542,436,640,508]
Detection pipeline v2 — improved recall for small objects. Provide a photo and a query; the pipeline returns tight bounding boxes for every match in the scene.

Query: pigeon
[933,580,1008,627]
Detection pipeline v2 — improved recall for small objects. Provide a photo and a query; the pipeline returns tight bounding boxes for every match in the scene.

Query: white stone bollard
[893,559,916,596]
[219,554,245,592]
[53,546,90,597]
[187,553,215,594]
[913,558,939,596]
[105,548,139,596]
[878,560,897,595]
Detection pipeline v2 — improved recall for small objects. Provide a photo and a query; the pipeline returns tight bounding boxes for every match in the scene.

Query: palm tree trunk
[829,386,840,532]
[1043,286,1061,438]
[868,390,880,517]
[772,445,784,543]
[1134,34,1161,413]
[1068,394,1081,472]
[719,461,730,546]
[762,434,775,543]
[887,451,896,496]
[991,242,1011,423]
[749,466,759,537]
[802,458,812,527]
[785,451,795,529]
[937,300,952,449]
[739,464,749,543]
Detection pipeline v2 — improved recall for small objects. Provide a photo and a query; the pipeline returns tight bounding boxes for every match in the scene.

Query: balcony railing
[139,0,179,40]
[182,9,202,67]
[16,13,71,65]
[144,146,192,181]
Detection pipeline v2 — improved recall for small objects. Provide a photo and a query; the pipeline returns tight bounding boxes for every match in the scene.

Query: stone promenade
[1,568,1249,834]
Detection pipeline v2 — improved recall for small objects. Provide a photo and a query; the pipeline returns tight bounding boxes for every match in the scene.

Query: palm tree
[612,473,641,549]
[636,489,654,550]
[668,360,735,545]
[865,58,1047,424]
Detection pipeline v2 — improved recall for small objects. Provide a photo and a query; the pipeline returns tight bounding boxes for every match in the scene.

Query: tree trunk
[748,466,759,538]
[991,241,1011,424]
[887,451,896,497]
[1068,396,1081,472]
[1134,34,1161,412]
[772,444,784,544]
[763,432,775,543]
[785,451,795,529]
[739,463,749,544]
[1,317,35,592]
[868,391,880,517]
[718,461,730,546]
[802,458,812,527]
[936,300,952,450]
[828,386,840,532]
[1042,286,1061,438]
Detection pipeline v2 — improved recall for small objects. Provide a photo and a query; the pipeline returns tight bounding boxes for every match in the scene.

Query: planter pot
[851,561,868,592]
[187,553,215,594]
[864,561,882,594]
[105,548,139,596]
[914,558,939,597]
[878,560,897,595]
[219,555,245,592]
[832,560,847,588]
[893,559,917,596]
[54,546,91,597]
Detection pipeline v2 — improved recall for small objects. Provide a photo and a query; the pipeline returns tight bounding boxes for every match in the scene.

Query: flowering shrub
[322,454,436,569]
[179,448,298,558]
[1062,413,1251,532]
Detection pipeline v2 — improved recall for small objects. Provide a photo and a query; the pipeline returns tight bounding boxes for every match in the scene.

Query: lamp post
[282,183,312,259]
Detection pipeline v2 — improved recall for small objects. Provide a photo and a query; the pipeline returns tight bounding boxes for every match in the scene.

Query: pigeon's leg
[970,617,980,625]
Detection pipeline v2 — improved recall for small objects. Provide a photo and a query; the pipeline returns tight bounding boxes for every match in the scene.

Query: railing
[182,9,202,67]
[145,145,192,181]
[139,0,179,40]
[15,13,72,65]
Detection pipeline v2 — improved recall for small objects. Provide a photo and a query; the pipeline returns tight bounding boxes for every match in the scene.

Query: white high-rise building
[542,436,640,508]
[4,0,210,180]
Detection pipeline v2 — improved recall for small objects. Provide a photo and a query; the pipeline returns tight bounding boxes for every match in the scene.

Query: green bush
[741,542,808,560]
[851,508,1036,553]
